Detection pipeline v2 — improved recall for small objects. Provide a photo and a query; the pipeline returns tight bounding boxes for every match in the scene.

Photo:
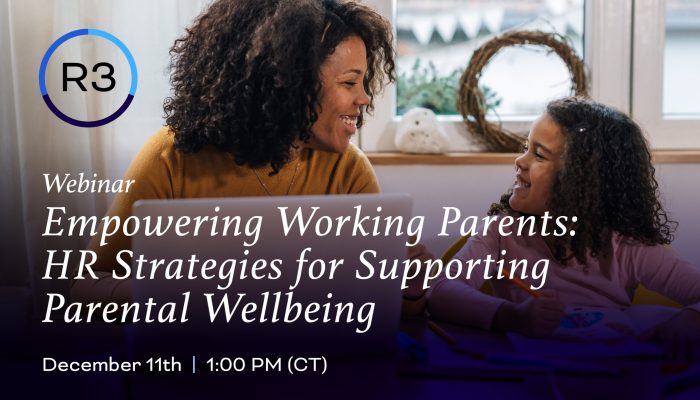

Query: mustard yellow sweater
[74,127,379,302]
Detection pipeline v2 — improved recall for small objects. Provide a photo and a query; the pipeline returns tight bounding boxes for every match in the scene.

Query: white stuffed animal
[394,107,450,154]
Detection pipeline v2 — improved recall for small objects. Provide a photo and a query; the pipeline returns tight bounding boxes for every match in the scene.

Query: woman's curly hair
[163,0,395,173]
[489,97,677,263]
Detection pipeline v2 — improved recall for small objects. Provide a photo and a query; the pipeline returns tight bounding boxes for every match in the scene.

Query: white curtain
[0,0,207,329]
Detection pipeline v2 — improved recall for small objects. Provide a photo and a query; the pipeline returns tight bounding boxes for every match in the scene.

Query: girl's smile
[513,173,531,191]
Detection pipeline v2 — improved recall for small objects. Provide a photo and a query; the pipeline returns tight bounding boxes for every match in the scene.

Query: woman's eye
[343,81,357,86]
[534,151,545,160]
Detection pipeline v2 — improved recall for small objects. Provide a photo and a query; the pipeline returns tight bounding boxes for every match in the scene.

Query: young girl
[428,97,700,360]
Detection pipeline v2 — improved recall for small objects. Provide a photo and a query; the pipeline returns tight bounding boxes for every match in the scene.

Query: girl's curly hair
[489,97,677,263]
[163,0,395,173]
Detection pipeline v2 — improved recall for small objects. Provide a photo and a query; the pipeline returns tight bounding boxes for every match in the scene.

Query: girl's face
[509,113,566,216]
[307,35,370,153]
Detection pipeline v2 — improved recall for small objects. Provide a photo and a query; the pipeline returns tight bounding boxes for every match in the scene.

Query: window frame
[632,0,700,150]
[360,0,697,152]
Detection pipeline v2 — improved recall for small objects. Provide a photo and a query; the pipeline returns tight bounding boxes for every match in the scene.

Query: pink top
[428,215,700,329]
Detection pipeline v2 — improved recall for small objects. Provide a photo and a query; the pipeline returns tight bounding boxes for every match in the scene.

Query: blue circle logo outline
[39,29,138,128]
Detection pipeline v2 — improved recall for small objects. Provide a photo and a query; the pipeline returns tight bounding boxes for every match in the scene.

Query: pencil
[427,320,457,347]
[501,267,542,298]
[440,235,543,298]
[439,234,471,264]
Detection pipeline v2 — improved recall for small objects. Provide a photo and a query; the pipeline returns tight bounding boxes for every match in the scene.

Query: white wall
[374,163,700,265]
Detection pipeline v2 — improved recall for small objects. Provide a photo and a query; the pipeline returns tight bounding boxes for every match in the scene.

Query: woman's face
[509,113,566,215]
[307,35,370,153]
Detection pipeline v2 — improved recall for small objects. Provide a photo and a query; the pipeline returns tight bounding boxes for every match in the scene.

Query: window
[395,0,583,117]
[363,0,699,152]
[633,0,700,149]
[663,0,700,116]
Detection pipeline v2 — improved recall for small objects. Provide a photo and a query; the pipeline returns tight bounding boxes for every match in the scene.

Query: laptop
[128,193,412,357]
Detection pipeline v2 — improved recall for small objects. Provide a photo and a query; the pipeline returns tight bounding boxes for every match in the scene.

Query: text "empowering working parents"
[40,173,576,333]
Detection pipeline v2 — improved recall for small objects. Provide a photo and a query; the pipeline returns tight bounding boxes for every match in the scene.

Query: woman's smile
[339,114,359,133]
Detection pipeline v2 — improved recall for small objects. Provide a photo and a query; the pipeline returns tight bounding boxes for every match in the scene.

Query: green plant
[396,58,501,116]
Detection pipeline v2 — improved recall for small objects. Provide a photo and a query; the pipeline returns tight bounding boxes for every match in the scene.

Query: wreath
[457,31,588,152]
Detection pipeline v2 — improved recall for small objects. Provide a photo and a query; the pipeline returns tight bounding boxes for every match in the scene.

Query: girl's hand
[514,290,566,338]
[494,290,566,338]
[640,309,700,361]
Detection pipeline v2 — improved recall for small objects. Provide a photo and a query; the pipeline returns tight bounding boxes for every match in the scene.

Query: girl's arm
[627,242,700,359]
[427,232,508,329]
[628,242,700,311]
[428,222,565,336]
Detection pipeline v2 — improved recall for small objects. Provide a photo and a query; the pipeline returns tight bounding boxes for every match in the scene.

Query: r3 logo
[39,29,138,128]
[63,62,116,92]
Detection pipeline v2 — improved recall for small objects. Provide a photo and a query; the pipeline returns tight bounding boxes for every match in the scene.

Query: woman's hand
[400,242,435,318]
[403,243,434,300]
[640,308,700,361]
[493,290,566,338]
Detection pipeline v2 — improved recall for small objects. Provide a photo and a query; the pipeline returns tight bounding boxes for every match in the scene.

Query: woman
[72,0,398,303]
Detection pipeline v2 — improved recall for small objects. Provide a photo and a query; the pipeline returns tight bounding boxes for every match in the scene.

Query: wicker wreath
[457,31,588,152]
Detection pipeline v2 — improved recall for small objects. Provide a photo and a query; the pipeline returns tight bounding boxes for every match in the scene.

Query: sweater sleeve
[626,241,700,314]
[71,128,177,303]
[427,223,507,329]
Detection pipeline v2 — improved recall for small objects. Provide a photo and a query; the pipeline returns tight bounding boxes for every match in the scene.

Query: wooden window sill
[367,151,700,165]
